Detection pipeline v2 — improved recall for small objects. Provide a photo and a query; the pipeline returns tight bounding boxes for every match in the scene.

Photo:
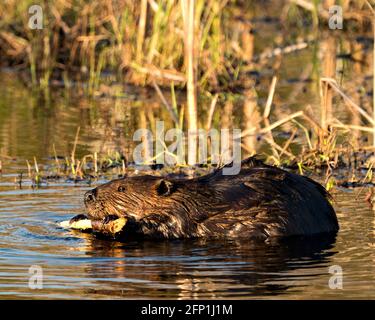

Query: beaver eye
[118,186,126,192]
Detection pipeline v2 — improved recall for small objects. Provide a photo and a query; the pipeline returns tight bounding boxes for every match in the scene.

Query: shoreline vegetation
[0,0,375,193]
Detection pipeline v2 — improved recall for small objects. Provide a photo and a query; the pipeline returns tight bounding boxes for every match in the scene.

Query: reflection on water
[0,29,373,162]
[0,178,374,299]
[81,235,338,299]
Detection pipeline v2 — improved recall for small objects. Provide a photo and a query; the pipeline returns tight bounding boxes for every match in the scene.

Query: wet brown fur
[80,157,339,240]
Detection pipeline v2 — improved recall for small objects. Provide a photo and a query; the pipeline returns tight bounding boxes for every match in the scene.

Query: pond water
[0,15,374,299]
[0,175,374,299]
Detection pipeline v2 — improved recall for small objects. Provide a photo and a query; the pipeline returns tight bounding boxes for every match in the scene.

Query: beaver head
[84,175,210,239]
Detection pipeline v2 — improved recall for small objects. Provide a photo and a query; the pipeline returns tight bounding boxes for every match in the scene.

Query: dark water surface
[0,175,374,299]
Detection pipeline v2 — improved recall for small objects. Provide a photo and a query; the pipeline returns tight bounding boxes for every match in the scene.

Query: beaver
[70,157,339,240]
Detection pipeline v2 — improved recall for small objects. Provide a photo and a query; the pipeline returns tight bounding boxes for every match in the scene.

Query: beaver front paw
[91,216,128,236]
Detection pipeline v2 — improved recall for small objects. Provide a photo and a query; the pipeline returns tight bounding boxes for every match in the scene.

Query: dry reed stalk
[179,104,185,129]
[322,78,375,126]
[242,89,260,154]
[256,42,308,62]
[131,63,186,82]
[147,137,185,166]
[148,0,159,12]
[263,76,277,119]
[280,128,298,158]
[372,3,375,147]
[26,160,32,178]
[139,107,153,164]
[297,111,322,150]
[52,144,60,174]
[320,36,336,131]
[33,157,39,174]
[71,126,81,165]
[263,76,279,159]
[205,93,219,160]
[136,0,148,62]
[122,159,126,176]
[365,1,375,146]
[292,118,314,151]
[260,111,304,134]
[152,80,179,125]
[263,136,295,159]
[51,5,70,34]
[240,111,304,138]
[65,157,70,173]
[331,124,374,133]
[80,155,88,176]
[290,0,315,12]
[0,31,28,57]
[94,152,98,175]
[181,0,198,133]
[75,160,82,178]
[359,145,375,150]
[206,93,219,131]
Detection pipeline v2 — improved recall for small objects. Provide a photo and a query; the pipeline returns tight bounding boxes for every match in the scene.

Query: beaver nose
[84,189,97,203]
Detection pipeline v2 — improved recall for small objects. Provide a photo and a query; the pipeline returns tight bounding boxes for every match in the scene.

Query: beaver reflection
[76,156,339,240]
[81,235,337,298]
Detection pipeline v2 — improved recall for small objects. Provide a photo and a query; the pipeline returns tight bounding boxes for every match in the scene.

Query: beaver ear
[156,179,174,196]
